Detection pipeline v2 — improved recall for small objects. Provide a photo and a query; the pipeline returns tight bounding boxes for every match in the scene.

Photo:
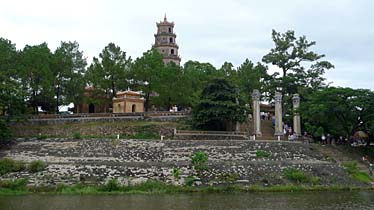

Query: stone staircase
[249,119,286,140]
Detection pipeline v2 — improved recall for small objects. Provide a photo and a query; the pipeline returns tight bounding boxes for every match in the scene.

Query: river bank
[1,179,373,196]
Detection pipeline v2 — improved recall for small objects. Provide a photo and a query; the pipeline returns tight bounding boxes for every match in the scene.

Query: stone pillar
[252,89,262,137]
[293,94,301,136]
[235,97,240,132]
[274,92,283,136]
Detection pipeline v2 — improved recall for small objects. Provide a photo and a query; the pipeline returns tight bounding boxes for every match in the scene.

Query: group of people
[320,134,348,145]
[320,134,370,147]
[260,112,272,120]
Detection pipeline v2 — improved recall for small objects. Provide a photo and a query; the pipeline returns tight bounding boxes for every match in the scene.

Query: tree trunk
[145,92,150,112]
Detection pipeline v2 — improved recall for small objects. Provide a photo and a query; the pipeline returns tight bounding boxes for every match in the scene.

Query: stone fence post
[274,92,283,136]
[293,94,301,136]
[252,89,262,137]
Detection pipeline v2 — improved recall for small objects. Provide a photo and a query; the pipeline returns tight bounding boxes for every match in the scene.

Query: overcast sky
[1,0,373,89]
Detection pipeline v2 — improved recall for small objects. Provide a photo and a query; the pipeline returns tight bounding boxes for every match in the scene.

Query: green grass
[0,178,370,195]
[0,178,28,191]
[256,150,271,158]
[283,168,321,185]
[343,161,373,183]
[283,168,308,183]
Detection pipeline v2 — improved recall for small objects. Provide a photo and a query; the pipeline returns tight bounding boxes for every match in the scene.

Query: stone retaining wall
[16,112,191,125]
[10,121,181,139]
[0,139,363,187]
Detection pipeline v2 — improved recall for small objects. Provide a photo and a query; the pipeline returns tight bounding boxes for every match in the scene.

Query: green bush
[37,134,48,140]
[100,179,121,192]
[256,150,271,158]
[73,132,81,139]
[191,151,208,175]
[0,178,28,191]
[283,168,308,183]
[0,158,25,175]
[28,160,47,173]
[185,176,195,186]
[172,167,181,179]
[218,172,240,183]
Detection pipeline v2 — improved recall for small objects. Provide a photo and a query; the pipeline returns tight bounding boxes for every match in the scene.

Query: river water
[1,191,374,210]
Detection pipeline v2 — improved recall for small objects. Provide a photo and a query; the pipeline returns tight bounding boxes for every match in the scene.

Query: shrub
[256,150,271,158]
[0,158,25,175]
[172,167,181,179]
[283,168,308,183]
[73,132,81,139]
[100,179,121,192]
[37,134,48,140]
[0,178,28,191]
[28,160,47,173]
[185,176,195,186]
[218,172,240,183]
[191,151,208,175]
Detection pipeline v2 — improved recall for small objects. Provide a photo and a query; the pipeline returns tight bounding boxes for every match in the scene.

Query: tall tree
[183,60,222,105]
[0,38,24,116]
[19,43,54,113]
[86,43,131,99]
[130,49,164,111]
[262,30,334,114]
[0,38,18,78]
[192,78,247,131]
[53,41,87,113]
[235,59,270,102]
[0,38,25,141]
[153,62,190,110]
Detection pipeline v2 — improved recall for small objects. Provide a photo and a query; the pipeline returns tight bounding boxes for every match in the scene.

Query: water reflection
[1,191,374,210]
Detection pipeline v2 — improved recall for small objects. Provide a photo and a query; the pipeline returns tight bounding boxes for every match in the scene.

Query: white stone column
[274,92,283,136]
[293,94,301,136]
[252,89,262,137]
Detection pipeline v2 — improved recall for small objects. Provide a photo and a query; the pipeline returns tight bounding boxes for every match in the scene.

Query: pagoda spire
[154,15,181,65]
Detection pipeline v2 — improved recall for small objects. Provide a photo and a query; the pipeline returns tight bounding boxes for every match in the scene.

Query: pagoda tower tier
[153,14,181,65]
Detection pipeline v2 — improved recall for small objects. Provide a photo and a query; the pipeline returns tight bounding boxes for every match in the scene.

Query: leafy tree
[129,49,164,111]
[19,43,54,113]
[235,59,270,102]
[152,62,190,110]
[219,61,235,77]
[0,38,26,140]
[86,43,131,99]
[0,38,18,78]
[53,41,87,113]
[301,87,374,139]
[192,78,247,131]
[0,38,25,116]
[183,60,222,105]
[262,30,334,114]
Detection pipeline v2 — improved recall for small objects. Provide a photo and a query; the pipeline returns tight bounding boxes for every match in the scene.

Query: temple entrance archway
[89,103,95,113]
